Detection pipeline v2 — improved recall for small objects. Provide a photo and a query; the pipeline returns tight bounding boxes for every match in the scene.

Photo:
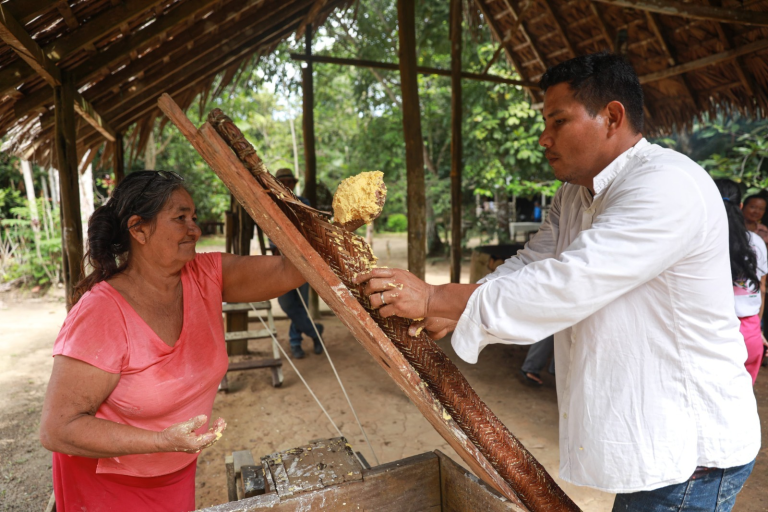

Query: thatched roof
[0,0,350,165]
[0,0,765,164]
[476,0,768,133]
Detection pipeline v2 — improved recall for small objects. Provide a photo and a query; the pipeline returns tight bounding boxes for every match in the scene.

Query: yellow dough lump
[332,171,387,226]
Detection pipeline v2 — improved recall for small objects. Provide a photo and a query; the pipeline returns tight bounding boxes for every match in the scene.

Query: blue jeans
[521,335,555,375]
[612,459,755,512]
[277,283,322,349]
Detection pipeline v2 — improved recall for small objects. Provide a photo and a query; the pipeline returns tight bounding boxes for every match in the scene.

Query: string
[296,291,381,466]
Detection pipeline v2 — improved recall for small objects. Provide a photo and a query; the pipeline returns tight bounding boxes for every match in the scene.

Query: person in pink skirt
[716,179,768,384]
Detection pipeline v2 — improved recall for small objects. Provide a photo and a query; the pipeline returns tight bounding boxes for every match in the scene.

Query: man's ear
[127,214,148,245]
[605,100,626,137]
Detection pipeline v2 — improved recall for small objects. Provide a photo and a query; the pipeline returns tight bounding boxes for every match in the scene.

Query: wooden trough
[201,437,525,512]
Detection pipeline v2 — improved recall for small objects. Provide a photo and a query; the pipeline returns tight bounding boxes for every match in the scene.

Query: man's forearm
[427,283,481,321]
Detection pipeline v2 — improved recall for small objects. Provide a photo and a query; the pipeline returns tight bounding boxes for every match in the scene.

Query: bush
[385,213,408,232]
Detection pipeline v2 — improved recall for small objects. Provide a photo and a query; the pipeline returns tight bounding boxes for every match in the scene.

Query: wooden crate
[201,438,525,512]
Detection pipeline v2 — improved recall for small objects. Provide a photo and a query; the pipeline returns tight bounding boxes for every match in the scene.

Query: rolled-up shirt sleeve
[452,165,706,363]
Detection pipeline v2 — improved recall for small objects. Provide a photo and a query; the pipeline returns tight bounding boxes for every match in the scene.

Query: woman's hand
[354,268,434,319]
[762,332,768,348]
[156,415,227,454]
[408,317,458,340]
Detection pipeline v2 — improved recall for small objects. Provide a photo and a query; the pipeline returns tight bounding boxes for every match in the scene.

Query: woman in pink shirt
[716,179,768,384]
[39,171,306,511]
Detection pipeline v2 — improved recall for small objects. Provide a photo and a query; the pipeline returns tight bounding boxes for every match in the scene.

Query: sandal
[519,369,543,386]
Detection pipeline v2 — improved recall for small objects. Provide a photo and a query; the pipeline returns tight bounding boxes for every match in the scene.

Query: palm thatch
[0,0,351,166]
[474,0,768,133]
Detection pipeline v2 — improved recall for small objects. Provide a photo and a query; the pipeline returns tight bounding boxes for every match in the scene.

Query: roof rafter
[0,3,115,141]
[13,0,249,121]
[1,0,54,25]
[500,0,548,74]
[591,0,768,26]
[537,0,578,58]
[639,37,768,83]
[0,0,169,98]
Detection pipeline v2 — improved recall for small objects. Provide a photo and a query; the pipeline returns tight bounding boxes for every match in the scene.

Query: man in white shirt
[354,53,760,511]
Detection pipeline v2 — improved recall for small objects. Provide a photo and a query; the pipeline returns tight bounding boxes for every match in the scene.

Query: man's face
[539,83,610,188]
[279,178,298,192]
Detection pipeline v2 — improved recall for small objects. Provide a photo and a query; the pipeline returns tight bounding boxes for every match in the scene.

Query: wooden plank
[113,132,125,183]
[592,0,768,26]
[54,78,83,307]
[225,455,238,502]
[224,329,274,342]
[200,452,441,511]
[536,0,577,58]
[241,465,266,498]
[222,301,271,312]
[73,92,116,141]
[289,54,538,87]
[0,3,61,85]
[397,0,427,280]
[639,37,768,83]
[233,450,256,474]
[55,0,79,29]
[157,95,524,506]
[450,0,462,284]
[437,450,526,512]
[227,359,282,371]
[1,0,53,24]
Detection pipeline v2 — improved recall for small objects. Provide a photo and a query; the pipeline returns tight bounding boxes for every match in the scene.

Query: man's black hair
[539,52,644,134]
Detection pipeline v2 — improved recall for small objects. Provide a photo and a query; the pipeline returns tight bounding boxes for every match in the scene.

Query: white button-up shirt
[453,139,761,493]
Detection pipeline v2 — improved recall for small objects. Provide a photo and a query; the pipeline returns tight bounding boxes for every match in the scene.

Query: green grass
[197,235,225,247]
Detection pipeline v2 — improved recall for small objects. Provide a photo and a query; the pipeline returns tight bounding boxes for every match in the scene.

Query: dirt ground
[1,234,767,511]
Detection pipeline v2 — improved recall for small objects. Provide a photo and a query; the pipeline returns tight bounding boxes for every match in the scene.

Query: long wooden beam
[0,0,167,97]
[638,37,768,83]
[592,0,768,26]
[1,0,53,25]
[13,0,263,122]
[289,54,538,88]
[0,4,116,142]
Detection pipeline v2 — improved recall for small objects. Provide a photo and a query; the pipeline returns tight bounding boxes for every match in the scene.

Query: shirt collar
[591,138,649,195]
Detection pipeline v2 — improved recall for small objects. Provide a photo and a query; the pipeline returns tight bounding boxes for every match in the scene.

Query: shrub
[385,213,408,232]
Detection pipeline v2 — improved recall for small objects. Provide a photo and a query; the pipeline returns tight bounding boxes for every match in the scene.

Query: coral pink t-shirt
[52,252,229,477]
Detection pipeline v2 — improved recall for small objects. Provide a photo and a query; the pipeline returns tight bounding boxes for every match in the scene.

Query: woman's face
[742,198,767,224]
[132,189,202,268]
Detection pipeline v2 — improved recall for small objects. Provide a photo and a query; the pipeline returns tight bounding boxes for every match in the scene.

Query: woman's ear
[127,214,148,245]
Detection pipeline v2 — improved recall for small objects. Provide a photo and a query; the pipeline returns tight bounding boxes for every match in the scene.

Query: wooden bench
[219,301,283,391]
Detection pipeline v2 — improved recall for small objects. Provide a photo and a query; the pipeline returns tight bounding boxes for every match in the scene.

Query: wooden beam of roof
[0,4,115,141]
[289,54,539,87]
[592,0,768,26]
[13,0,263,121]
[55,0,79,29]
[639,37,768,83]
[1,0,53,25]
[69,9,305,147]
[473,0,534,98]
[499,0,547,72]
[537,0,578,58]
[0,0,168,97]
[77,18,295,149]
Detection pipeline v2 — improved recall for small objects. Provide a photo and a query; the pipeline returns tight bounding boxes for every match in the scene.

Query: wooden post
[397,0,427,280]
[113,132,125,184]
[226,200,254,355]
[302,23,320,319]
[54,75,84,307]
[449,0,462,284]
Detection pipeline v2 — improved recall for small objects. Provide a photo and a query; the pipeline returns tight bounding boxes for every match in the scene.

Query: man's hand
[408,317,458,339]
[354,268,434,319]
[155,415,227,454]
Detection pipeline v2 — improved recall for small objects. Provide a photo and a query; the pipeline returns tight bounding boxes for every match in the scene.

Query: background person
[39,171,306,511]
[741,192,768,244]
[355,53,759,512]
[270,168,324,358]
[717,179,768,383]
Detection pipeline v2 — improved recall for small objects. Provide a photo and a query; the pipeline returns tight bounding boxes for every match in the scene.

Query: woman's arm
[221,252,305,303]
[40,356,224,458]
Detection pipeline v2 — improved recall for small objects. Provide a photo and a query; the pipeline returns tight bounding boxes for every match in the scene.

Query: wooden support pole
[592,0,768,26]
[289,54,537,88]
[113,133,125,184]
[302,23,320,320]
[54,77,84,307]
[450,0,462,284]
[397,0,427,280]
[227,201,254,355]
